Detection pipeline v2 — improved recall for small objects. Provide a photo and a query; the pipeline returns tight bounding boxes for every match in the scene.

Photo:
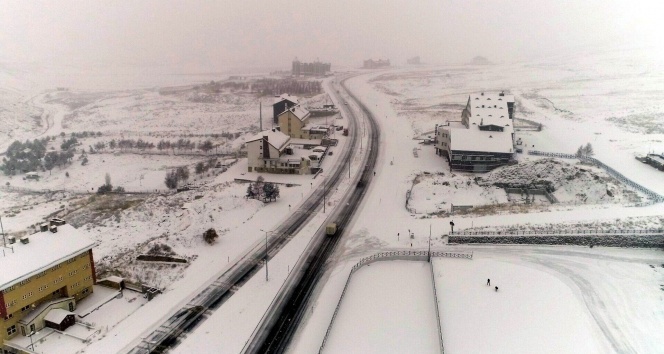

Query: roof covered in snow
[0,224,96,290]
[450,128,513,153]
[245,129,291,151]
[276,94,300,105]
[466,94,513,130]
[44,309,74,324]
[278,105,310,122]
[469,92,514,104]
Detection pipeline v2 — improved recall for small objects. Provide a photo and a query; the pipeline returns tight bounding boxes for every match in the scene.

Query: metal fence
[319,250,472,354]
[450,229,664,237]
[528,150,664,203]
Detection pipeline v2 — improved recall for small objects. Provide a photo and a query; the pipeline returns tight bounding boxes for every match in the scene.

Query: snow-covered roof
[0,224,96,291]
[44,309,74,324]
[450,128,513,153]
[276,94,300,105]
[466,95,513,130]
[469,93,514,104]
[278,105,310,122]
[289,138,322,146]
[245,129,291,151]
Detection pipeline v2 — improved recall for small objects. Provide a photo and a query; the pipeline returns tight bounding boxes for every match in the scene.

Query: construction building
[1,220,96,349]
[363,59,390,69]
[291,59,331,76]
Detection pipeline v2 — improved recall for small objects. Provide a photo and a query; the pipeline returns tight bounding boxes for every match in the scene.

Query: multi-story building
[1,221,96,347]
[272,94,300,124]
[246,129,313,174]
[277,105,328,140]
[291,59,331,76]
[435,92,516,172]
[363,59,390,69]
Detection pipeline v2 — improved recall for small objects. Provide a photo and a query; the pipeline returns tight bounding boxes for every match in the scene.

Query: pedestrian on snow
[495,286,499,292]
[487,279,490,286]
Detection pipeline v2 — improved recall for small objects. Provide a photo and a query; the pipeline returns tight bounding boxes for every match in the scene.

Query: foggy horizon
[2,0,663,74]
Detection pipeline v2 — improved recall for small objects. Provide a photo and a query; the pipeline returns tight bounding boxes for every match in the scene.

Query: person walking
[495,286,499,292]
[487,279,490,286]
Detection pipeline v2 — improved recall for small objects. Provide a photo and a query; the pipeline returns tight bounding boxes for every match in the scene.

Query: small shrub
[203,228,218,244]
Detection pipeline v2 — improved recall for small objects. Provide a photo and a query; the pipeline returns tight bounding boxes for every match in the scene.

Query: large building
[272,94,300,124]
[363,59,390,69]
[1,221,96,346]
[291,59,330,76]
[435,92,516,172]
[246,129,314,174]
[277,105,328,140]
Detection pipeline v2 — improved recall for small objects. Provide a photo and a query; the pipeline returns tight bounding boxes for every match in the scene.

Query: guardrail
[528,150,664,203]
[318,250,472,354]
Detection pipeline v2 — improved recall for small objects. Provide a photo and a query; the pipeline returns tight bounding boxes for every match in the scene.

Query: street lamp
[260,229,272,281]
[28,330,37,351]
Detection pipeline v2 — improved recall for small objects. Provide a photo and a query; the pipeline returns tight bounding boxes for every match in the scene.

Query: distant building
[1,221,96,345]
[407,56,421,65]
[245,129,313,174]
[470,56,491,65]
[435,92,516,172]
[277,105,329,140]
[292,59,331,76]
[363,59,390,69]
[272,94,300,124]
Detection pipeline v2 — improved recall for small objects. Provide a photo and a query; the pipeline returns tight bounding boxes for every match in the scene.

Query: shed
[44,309,76,331]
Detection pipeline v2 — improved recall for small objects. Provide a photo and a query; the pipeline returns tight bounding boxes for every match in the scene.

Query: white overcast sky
[1,0,662,72]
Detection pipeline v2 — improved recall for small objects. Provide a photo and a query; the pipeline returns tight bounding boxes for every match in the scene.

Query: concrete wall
[449,235,664,248]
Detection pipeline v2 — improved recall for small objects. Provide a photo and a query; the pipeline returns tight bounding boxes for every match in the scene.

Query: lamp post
[323,175,326,213]
[28,330,36,351]
[260,229,271,281]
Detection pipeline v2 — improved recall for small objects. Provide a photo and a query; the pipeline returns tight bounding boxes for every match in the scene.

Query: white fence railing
[528,150,664,203]
[318,250,472,354]
[450,229,664,237]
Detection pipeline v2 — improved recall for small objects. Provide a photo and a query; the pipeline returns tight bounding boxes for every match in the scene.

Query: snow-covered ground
[323,261,439,354]
[1,46,663,354]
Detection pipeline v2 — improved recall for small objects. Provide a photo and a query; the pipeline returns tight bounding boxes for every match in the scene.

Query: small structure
[44,309,76,331]
[278,105,328,140]
[97,276,126,290]
[25,172,39,180]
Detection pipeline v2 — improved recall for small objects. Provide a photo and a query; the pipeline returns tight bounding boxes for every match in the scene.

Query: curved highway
[244,74,380,353]
[126,74,368,354]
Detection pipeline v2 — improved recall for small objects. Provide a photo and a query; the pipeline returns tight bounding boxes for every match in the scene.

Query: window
[18,279,31,286]
[69,270,78,277]
[66,258,76,264]
[21,292,33,300]
[6,300,16,308]
[6,325,16,336]
[2,285,16,294]
[82,288,90,295]
[4,313,13,320]
[82,264,89,270]
[54,276,64,284]
[35,271,47,278]
[70,282,80,289]
[52,264,62,271]
[21,305,30,312]
[39,285,49,292]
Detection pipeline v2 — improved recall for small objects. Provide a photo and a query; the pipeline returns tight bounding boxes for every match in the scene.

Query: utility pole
[259,101,262,131]
[323,175,326,213]
[260,229,270,281]
[428,224,432,262]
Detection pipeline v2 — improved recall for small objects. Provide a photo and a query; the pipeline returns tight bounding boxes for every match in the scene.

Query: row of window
[6,324,16,336]
[2,253,89,294]
[452,155,503,162]
[21,292,33,300]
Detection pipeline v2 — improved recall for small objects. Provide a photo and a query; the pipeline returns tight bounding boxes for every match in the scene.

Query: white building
[245,129,313,174]
[435,92,516,172]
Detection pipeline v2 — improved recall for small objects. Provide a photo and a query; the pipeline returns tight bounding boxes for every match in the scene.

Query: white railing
[319,250,472,353]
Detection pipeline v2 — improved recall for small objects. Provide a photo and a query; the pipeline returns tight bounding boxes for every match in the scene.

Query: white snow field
[323,261,440,354]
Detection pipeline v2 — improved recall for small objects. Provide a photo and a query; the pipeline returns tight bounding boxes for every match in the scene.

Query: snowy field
[323,261,439,354]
